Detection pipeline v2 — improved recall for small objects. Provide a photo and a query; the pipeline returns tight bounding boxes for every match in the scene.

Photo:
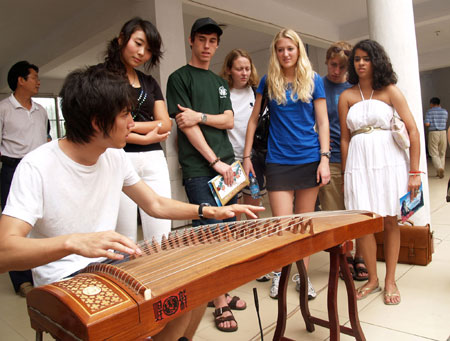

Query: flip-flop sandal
[384,288,401,305]
[213,306,238,332]
[225,293,247,310]
[339,256,355,280]
[356,283,381,300]
[354,257,369,281]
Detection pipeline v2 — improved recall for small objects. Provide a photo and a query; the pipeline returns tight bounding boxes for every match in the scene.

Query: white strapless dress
[344,99,409,217]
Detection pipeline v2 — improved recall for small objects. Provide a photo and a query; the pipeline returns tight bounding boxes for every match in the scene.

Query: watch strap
[198,203,210,219]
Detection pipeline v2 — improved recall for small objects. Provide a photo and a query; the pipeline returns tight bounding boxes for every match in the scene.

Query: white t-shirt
[3,140,140,286]
[227,86,255,160]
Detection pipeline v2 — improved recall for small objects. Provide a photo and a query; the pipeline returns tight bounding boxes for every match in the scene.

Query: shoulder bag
[391,113,410,149]
[253,84,270,156]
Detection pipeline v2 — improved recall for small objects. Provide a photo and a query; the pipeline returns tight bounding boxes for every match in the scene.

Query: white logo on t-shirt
[219,86,227,98]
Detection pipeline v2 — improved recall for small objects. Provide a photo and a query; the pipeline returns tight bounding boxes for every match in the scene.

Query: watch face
[201,114,207,122]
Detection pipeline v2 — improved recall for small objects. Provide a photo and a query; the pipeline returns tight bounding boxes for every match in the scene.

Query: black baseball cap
[190,17,223,38]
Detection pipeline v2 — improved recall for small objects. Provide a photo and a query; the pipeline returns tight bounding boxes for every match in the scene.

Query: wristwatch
[320,151,331,159]
[198,203,211,219]
[201,113,207,123]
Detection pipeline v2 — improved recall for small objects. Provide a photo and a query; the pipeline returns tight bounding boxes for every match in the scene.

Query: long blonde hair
[219,48,259,89]
[267,29,314,104]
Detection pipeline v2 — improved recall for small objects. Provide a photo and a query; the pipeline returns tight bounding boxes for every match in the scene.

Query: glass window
[32,96,65,140]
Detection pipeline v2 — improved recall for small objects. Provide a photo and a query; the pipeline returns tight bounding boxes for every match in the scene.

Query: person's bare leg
[243,194,261,219]
[355,233,379,299]
[268,190,295,273]
[153,305,206,341]
[293,187,320,285]
[184,305,207,340]
[383,215,401,304]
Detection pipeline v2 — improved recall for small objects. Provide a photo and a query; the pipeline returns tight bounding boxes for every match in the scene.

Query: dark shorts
[242,150,267,197]
[266,161,320,191]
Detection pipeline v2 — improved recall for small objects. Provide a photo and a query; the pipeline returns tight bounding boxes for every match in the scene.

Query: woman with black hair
[339,39,421,305]
[104,17,172,243]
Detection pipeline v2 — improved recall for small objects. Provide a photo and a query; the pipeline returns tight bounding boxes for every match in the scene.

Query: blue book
[208,161,249,206]
[400,183,424,222]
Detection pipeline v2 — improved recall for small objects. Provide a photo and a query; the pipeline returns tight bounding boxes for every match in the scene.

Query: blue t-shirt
[257,73,325,165]
[322,76,351,163]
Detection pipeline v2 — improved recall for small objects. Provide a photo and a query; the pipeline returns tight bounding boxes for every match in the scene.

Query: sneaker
[256,273,271,282]
[292,274,317,300]
[269,272,281,299]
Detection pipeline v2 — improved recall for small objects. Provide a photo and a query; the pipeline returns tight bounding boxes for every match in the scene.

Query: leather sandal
[225,293,247,310]
[339,256,355,280]
[356,282,381,300]
[213,306,238,332]
[207,293,247,310]
[353,257,369,281]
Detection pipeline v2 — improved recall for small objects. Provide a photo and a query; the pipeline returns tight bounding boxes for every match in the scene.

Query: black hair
[104,17,163,77]
[190,26,221,44]
[430,97,440,105]
[59,64,135,144]
[7,61,39,91]
[347,39,397,90]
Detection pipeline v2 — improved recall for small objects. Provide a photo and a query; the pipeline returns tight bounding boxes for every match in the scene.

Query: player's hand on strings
[213,204,265,220]
[66,231,142,260]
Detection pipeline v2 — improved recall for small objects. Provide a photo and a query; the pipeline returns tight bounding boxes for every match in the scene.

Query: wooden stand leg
[328,249,341,340]
[272,242,366,341]
[35,330,43,341]
[296,259,315,332]
[273,264,292,341]
[339,252,365,341]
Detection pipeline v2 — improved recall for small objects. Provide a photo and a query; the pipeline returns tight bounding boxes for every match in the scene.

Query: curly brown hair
[348,39,397,90]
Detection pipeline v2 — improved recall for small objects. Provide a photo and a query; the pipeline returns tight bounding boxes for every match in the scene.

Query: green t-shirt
[166,64,235,179]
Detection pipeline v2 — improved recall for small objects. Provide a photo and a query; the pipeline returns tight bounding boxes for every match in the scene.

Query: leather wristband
[209,157,220,167]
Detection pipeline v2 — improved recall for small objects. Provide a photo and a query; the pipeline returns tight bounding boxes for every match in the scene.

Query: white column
[367,0,430,225]
[131,0,189,228]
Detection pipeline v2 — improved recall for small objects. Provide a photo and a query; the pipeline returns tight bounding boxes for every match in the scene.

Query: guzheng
[27,210,382,340]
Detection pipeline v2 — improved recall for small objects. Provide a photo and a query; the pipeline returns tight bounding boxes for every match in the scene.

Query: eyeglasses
[331,46,351,57]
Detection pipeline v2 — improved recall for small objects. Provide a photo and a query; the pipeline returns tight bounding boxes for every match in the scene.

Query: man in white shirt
[0,64,262,340]
[0,61,49,296]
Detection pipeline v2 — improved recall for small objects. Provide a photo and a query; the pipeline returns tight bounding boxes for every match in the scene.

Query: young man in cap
[0,61,49,296]
[166,17,244,332]
[0,65,262,340]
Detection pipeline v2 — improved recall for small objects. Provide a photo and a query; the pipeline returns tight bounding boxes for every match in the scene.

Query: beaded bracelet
[209,157,221,167]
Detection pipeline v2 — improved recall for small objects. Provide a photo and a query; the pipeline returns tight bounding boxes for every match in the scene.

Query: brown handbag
[374,220,434,266]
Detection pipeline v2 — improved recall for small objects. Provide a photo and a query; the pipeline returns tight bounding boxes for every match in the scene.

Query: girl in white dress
[339,39,421,305]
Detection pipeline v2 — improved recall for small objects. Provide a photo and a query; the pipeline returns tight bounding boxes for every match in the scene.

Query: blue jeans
[184,176,237,227]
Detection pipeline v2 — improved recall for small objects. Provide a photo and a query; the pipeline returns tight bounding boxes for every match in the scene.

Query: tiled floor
[1,163,449,341]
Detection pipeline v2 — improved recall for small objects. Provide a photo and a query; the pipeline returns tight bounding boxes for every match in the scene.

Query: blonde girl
[243,29,330,299]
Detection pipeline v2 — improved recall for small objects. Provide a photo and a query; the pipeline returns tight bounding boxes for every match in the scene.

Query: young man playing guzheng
[0,65,263,340]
